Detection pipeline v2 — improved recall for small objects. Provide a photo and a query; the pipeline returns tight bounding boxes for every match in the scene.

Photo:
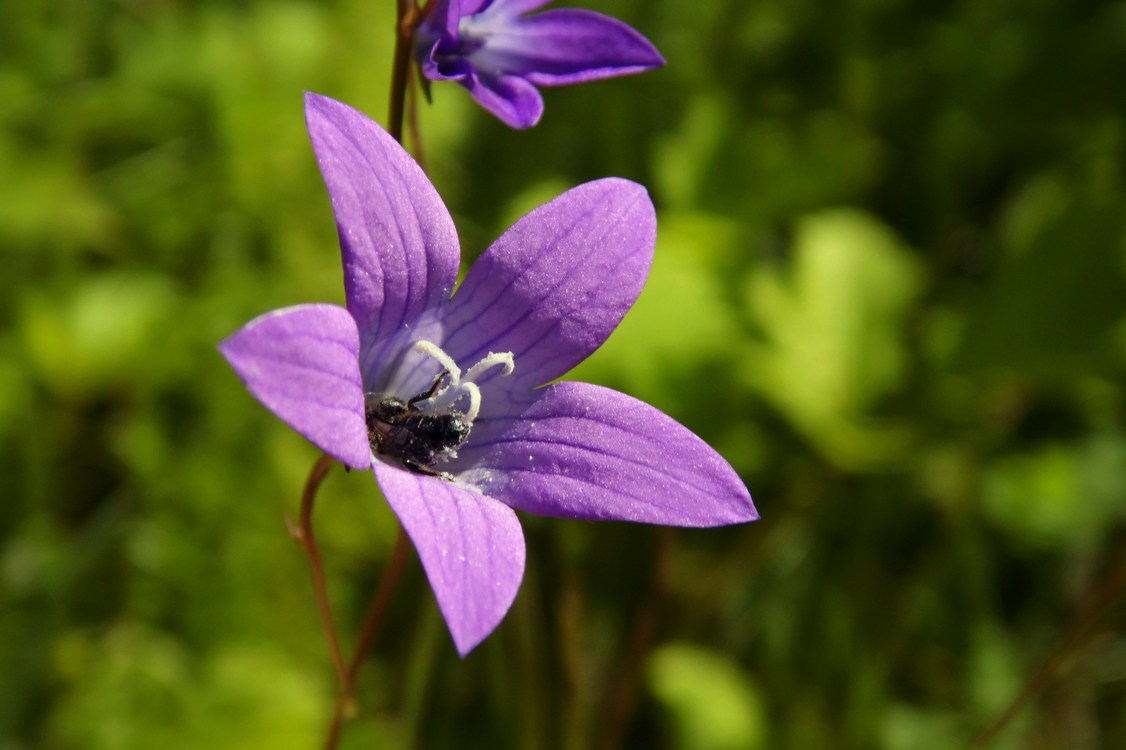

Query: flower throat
[365,341,514,479]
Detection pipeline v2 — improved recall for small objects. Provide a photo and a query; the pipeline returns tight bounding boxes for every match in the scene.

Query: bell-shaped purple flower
[415,0,664,128]
[220,93,755,656]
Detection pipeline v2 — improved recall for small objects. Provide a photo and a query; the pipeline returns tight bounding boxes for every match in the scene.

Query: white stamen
[412,340,462,386]
[464,351,515,382]
[459,382,483,422]
[409,340,514,419]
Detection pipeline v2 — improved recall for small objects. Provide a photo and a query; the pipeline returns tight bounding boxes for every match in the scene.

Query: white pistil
[411,340,515,422]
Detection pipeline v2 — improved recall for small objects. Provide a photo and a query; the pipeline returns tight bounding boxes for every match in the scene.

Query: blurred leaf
[745,209,922,469]
[653,96,730,211]
[193,645,328,750]
[21,273,177,398]
[198,2,334,219]
[49,625,194,750]
[49,625,328,750]
[966,623,1027,750]
[880,705,961,750]
[0,135,114,253]
[982,431,1126,551]
[649,643,767,750]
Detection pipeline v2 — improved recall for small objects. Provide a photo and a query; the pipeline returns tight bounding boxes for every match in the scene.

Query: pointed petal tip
[679,457,758,528]
[745,498,761,523]
[634,34,666,70]
[459,383,756,528]
[303,91,360,136]
[590,176,655,210]
[302,90,462,352]
[303,90,344,112]
[451,626,488,658]
[303,90,332,121]
[303,91,394,146]
[663,482,759,528]
[726,490,760,526]
[495,7,665,86]
[374,466,526,658]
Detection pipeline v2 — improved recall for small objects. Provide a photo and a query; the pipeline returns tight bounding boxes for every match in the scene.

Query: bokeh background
[3,0,1126,748]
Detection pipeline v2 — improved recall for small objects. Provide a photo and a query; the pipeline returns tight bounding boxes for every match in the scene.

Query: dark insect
[365,370,471,478]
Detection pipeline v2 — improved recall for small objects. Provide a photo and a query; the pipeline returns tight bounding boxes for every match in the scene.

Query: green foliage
[48,626,328,750]
[649,643,766,750]
[2,0,1125,748]
[745,209,922,469]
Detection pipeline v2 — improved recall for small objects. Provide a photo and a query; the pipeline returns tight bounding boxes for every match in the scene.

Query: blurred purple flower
[415,0,664,128]
[220,93,755,655]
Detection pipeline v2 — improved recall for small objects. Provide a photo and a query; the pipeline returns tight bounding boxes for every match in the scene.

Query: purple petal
[440,178,655,393]
[304,93,460,379]
[374,465,526,656]
[462,71,545,129]
[470,0,554,16]
[422,1,558,51]
[459,0,493,17]
[219,304,372,470]
[466,8,664,86]
[458,382,757,527]
[427,0,462,37]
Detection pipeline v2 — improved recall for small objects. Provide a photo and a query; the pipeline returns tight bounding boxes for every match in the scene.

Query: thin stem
[970,553,1126,748]
[313,7,431,749]
[320,524,412,750]
[321,707,345,750]
[599,527,677,750]
[405,65,428,171]
[347,524,412,687]
[288,453,348,699]
[389,0,430,143]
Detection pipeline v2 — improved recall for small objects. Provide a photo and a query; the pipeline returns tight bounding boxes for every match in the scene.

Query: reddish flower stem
[599,527,676,750]
[405,65,428,171]
[308,7,432,748]
[289,453,349,700]
[292,452,413,750]
[346,525,412,688]
[321,525,412,750]
[388,0,432,144]
[970,551,1126,748]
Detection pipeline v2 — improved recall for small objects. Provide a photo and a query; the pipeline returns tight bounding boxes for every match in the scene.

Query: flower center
[409,340,515,421]
[365,341,514,478]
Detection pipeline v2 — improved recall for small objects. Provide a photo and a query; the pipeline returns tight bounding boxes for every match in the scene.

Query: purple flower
[220,93,756,655]
[415,0,664,129]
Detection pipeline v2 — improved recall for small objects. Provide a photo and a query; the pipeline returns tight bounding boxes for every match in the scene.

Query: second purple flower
[415,0,665,128]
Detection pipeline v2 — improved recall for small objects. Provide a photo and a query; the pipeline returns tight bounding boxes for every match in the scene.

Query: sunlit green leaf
[22,274,177,398]
[982,432,1126,550]
[745,209,922,469]
[649,643,767,750]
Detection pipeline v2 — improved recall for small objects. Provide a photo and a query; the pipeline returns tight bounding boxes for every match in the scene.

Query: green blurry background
[3,0,1125,748]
